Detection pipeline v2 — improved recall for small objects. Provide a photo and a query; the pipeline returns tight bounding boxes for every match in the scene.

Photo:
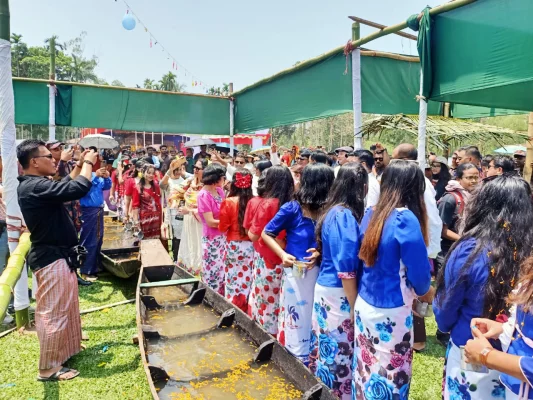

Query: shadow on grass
[42,381,59,400]
[81,317,137,332]
[67,342,142,379]
[77,273,137,306]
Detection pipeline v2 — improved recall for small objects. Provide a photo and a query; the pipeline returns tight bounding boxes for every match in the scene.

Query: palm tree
[10,33,27,77]
[159,72,178,92]
[44,35,66,54]
[69,54,98,83]
[143,78,155,89]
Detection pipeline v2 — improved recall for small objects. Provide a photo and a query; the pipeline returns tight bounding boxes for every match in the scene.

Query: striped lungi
[34,259,81,370]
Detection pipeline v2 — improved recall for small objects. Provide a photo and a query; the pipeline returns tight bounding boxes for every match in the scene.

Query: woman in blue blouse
[466,256,533,400]
[310,163,367,400]
[434,176,533,400]
[353,161,433,400]
[262,163,334,365]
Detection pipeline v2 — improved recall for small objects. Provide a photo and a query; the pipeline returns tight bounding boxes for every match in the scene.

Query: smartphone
[101,160,107,168]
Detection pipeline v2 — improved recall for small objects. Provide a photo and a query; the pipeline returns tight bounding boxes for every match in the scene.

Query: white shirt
[365,174,380,208]
[367,176,442,258]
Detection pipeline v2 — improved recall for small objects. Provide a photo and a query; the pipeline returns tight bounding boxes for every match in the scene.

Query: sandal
[37,367,80,382]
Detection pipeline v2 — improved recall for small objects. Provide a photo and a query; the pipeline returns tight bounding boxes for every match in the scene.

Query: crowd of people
[10,137,533,400]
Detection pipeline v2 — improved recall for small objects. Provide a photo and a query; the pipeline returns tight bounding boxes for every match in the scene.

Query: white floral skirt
[352,295,414,400]
[443,342,505,400]
[277,266,319,365]
[177,214,202,276]
[310,284,354,400]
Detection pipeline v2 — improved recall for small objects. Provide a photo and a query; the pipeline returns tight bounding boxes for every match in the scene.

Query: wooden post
[352,22,363,149]
[0,0,30,328]
[229,82,234,153]
[524,112,533,183]
[442,103,451,158]
[48,36,56,141]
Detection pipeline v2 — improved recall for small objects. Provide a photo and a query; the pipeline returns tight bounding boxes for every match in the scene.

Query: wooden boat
[136,239,336,400]
[101,216,141,278]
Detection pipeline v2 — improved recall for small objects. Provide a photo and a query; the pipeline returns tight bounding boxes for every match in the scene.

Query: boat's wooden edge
[136,264,161,400]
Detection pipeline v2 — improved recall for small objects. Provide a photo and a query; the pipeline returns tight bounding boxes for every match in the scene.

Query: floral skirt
[310,284,354,400]
[352,295,414,400]
[248,253,283,335]
[201,235,226,296]
[277,266,319,365]
[177,214,202,276]
[224,240,254,312]
[443,342,505,400]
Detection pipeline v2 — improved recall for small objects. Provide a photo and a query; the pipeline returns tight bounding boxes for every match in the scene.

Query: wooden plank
[139,278,199,288]
[139,239,174,268]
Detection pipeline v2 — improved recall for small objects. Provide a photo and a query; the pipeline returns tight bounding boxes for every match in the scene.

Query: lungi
[79,206,104,276]
[34,259,81,370]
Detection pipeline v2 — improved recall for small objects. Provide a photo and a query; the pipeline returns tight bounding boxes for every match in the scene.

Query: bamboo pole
[233,0,477,96]
[348,16,417,41]
[352,22,363,149]
[0,0,8,41]
[12,77,229,100]
[229,82,234,153]
[0,233,31,324]
[48,37,56,141]
[524,112,533,183]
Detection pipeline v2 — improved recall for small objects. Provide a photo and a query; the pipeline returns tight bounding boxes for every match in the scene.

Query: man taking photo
[17,140,98,382]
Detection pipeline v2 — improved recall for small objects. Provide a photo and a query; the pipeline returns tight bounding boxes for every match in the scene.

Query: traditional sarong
[310,284,354,400]
[34,259,81,370]
[140,210,161,239]
[443,342,505,400]
[277,266,319,365]
[248,253,283,335]
[177,213,202,276]
[201,234,226,296]
[224,240,254,312]
[352,296,414,400]
[79,206,104,276]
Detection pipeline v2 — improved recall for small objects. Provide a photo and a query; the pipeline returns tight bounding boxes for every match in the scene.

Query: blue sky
[11,0,441,93]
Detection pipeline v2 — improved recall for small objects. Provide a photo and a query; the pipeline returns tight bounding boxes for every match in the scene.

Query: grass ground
[0,274,446,400]
[0,274,151,400]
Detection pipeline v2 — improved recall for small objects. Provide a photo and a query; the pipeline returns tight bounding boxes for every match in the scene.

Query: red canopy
[210,133,271,146]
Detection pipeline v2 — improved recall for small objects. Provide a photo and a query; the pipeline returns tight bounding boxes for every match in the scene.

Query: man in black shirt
[17,139,97,381]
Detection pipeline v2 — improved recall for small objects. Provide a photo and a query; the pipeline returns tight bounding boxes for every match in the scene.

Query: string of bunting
[117,0,208,90]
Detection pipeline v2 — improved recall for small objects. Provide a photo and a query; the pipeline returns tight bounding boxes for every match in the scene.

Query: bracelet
[480,347,494,366]
[84,160,94,166]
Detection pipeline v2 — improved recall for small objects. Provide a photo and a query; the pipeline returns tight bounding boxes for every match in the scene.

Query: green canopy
[429,0,533,111]
[13,80,231,135]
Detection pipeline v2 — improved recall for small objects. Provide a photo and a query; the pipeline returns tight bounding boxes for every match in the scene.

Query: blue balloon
[122,13,136,31]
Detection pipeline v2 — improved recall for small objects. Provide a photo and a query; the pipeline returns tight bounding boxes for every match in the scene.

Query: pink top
[197,187,225,239]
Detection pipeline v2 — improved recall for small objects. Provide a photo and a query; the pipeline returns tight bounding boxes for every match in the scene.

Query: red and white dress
[244,197,285,335]
[218,197,254,312]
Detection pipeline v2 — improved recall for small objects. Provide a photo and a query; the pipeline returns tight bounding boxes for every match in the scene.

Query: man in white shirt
[352,149,381,208]
[333,146,353,177]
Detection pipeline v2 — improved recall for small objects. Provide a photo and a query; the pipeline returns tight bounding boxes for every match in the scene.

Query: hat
[335,146,354,154]
[46,140,64,150]
[514,150,526,157]
[435,156,448,165]
[169,157,186,171]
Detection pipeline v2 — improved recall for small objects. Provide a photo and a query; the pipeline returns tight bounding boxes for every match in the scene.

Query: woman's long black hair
[295,163,335,213]
[316,162,368,260]
[138,164,156,195]
[433,162,451,200]
[228,168,254,237]
[359,161,428,266]
[435,175,533,319]
[262,166,294,209]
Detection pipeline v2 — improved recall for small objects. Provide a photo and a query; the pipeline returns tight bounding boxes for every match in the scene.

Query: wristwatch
[480,347,494,366]
[84,160,94,166]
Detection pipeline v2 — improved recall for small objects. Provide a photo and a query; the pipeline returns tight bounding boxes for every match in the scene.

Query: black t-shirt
[437,192,460,255]
[17,174,92,269]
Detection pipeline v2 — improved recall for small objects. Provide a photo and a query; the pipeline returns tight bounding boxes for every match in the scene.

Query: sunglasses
[193,166,203,171]
[374,157,383,161]
[234,160,245,165]
[34,154,54,160]
[298,157,308,161]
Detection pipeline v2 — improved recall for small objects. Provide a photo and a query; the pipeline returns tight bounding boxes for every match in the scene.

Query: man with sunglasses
[370,143,389,182]
[334,146,353,176]
[17,139,98,382]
